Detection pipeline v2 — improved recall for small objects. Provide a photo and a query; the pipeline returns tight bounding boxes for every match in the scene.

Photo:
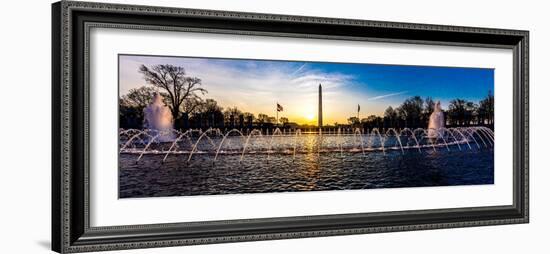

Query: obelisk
[318,83,323,128]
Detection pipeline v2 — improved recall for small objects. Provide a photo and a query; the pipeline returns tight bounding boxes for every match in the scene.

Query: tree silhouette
[139,64,207,121]
[192,99,223,128]
[180,96,203,116]
[223,107,243,127]
[119,86,170,128]
[465,101,479,125]
[279,117,289,125]
[397,96,424,127]
[120,86,169,110]
[243,112,255,127]
[447,99,480,126]
[347,117,360,126]
[267,116,277,124]
[447,99,466,125]
[477,91,494,125]
[361,115,383,129]
[384,106,399,128]
[256,114,269,125]
[196,99,223,113]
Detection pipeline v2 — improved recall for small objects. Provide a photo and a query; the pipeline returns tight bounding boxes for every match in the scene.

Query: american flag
[277,103,283,112]
[358,104,360,112]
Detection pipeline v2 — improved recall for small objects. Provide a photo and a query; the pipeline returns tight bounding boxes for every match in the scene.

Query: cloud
[290,73,353,90]
[367,91,408,101]
[120,55,361,123]
[290,63,307,76]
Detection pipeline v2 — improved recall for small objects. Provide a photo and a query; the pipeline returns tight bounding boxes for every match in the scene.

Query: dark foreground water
[119,145,494,198]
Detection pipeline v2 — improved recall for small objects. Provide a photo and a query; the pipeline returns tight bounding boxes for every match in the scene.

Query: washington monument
[318,83,323,128]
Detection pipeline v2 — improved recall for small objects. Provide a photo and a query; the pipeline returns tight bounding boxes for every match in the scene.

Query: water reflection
[119,145,494,198]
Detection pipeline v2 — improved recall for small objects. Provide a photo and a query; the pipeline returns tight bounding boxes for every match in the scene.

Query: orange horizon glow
[119,55,494,126]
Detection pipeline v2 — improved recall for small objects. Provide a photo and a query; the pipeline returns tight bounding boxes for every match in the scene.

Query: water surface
[119,145,494,198]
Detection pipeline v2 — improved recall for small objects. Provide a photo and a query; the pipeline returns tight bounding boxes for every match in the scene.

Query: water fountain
[119,125,496,197]
[119,89,496,198]
[119,125,494,164]
[117,93,496,164]
[428,101,445,138]
[143,93,173,142]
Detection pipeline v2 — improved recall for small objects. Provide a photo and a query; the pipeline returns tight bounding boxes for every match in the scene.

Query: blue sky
[120,55,493,125]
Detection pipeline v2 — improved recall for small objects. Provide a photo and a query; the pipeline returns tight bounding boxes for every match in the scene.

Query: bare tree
[196,99,224,114]
[180,96,203,115]
[223,107,243,126]
[139,64,207,121]
[243,112,255,127]
[193,98,224,128]
[256,114,270,125]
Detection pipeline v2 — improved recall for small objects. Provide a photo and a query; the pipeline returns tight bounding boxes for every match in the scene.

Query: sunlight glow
[119,55,494,126]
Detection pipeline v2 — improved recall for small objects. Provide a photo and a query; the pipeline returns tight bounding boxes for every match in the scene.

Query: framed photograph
[52,1,529,253]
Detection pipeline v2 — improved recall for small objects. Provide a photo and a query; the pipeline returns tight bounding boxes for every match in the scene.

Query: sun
[306,113,315,121]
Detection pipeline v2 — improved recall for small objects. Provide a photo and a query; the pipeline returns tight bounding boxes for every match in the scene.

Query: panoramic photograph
[118,54,495,198]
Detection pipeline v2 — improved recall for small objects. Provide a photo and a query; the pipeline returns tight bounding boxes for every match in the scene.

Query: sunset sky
[119,55,494,125]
